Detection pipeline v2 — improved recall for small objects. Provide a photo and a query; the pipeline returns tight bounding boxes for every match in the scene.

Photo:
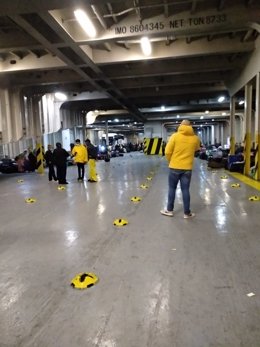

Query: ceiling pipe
[103,0,205,19]
[249,22,260,33]
[91,5,111,51]
[164,0,169,17]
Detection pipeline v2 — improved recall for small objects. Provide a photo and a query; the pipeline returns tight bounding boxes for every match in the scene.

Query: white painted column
[206,127,210,145]
[230,97,235,154]
[105,120,109,145]
[31,96,44,174]
[211,125,215,145]
[221,124,224,145]
[214,124,219,144]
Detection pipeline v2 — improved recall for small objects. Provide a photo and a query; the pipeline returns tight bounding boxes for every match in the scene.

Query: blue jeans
[167,169,192,214]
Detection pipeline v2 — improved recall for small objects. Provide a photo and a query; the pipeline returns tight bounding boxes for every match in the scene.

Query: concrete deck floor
[0,152,259,347]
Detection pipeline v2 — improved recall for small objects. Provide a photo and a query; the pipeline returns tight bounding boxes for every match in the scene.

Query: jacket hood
[178,124,194,136]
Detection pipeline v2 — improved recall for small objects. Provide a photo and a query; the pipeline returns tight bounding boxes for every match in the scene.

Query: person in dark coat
[85,139,98,182]
[53,142,69,184]
[27,149,37,172]
[44,144,57,181]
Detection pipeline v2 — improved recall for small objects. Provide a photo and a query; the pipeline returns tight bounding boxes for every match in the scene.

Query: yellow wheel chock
[57,186,66,190]
[17,179,24,183]
[25,198,36,203]
[248,195,260,201]
[113,218,128,226]
[130,196,142,202]
[71,272,98,289]
[140,184,148,189]
[231,183,240,188]
[220,175,228,179]
[146,176,152,181]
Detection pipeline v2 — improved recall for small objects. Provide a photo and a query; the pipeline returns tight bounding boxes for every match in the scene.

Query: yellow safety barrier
[144,138,162,155]
[253,141,259,181]
[36,143,44,174]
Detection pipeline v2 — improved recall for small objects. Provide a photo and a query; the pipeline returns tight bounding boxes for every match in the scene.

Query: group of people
[14,122,199,218]
[44,139,98,184]
[15,149,37,172]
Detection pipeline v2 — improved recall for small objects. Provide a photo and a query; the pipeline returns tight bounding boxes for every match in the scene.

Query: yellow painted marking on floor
[248,195,260,201]
[71,272,98,289]
[130,196,142,202]
[227,172,260,191]
[25,198,37,203]
[113,218,128,226]
[57,186,66,190]
[220,175,228,179]
[231,183,240,188]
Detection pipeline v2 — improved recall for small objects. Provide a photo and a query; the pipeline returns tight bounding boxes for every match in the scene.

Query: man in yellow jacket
[161,120,200,218]
[72,139,88,181]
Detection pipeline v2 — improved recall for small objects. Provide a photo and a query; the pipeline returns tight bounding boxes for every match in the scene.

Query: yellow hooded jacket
[72,144,88,164]
[165,124,200,170]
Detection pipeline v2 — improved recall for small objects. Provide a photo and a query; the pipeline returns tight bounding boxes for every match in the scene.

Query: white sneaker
[184,212,195,219]
[160,210,174,217]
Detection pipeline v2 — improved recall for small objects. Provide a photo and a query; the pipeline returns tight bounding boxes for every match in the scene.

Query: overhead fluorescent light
[218,96,225,103]
[239,100,244,105]
[222,112,227,116]
[200,116,204,119]
[177,115,180,118]
[55,92,67,101]
[161,105,165,111]
[74,9,96,38]
[140,37,152,56]
[205,110,209,114]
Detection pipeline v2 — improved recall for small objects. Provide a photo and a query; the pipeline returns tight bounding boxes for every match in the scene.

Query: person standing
[71,139,88,181]
[162,141,166,156]
[28,148,37,172]
[44,144,57,181]
[161,119,200,219]
[53,142,69,184]
[85,139,98,182]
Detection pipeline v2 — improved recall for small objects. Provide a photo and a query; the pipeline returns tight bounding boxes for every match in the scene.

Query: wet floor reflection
[64,230,79,247]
